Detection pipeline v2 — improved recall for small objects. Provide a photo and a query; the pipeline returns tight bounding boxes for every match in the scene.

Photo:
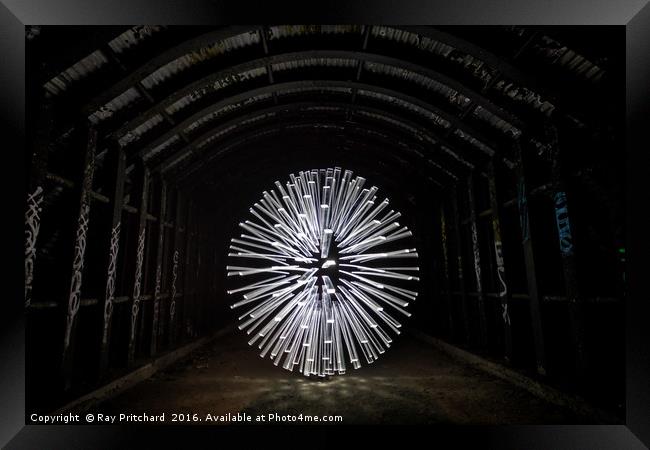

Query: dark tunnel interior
[24,25,626,422]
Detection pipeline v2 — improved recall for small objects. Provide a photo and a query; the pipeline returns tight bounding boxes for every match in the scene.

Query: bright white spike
[227,167,419,377]
[320,228,334,258]
[321,259,336,269]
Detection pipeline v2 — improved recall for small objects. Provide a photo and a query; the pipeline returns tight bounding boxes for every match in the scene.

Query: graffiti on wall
[102,222,121,345]
[130,228,146,344]
[170,250,179,325]
[64,203,90,352]
[25,186,44,308]
[470,221,482,293]
[440,211,449,280]
[554,191,574,257]
[493,238,510,325]
[152,263,162,338]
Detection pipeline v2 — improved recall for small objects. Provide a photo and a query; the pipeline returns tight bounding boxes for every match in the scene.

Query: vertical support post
[450,186,471,344]
[439,201,455,339]
[487,160,513,362]
[194,225,203,337]
[169,191,185,347]
[150,180,167,356]
[194,221,203,337]
[127,165,150,367]
[157,192,173,350]
[25,101,54,308]
[62,125,97,389]
[182,199,195,340]
[547,123,585,380]
[514,138,547,376]
[467,173,488,348]
[98,145,126,378]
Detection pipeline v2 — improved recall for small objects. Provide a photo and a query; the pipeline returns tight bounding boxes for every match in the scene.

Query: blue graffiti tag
[554,191,574,256]
[517,179,530,242]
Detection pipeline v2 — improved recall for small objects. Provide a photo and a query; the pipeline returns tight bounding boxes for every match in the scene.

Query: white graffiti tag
[102,222,121,344]
[130,229,146,342]
[494,240,510,325]
[25,186,44,308]
[170,250,179,324]
[64,203,90,351]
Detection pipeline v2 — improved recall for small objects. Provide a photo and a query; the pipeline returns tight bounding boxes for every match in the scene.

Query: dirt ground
[98,332,595,425]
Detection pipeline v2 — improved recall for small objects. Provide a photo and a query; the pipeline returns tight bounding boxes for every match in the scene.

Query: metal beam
[150,180,168,356]
[439,202,455,339]
[125,75,502,163]
[153,101,476,178]
[98,143,127,379]
[487,159,513,362]
[131,81,494,167]
[98,49,525,146]
[466,172,489,348]
[35,26,130,83]
[168,190,185,347]
[514,138,547,376]
[25,101,54,308]
[450,186,471,344]
[62,125,97,390]
[127,164,150,367]
[347,25,371,119]
[80,26,258,116]
[547,123,586,381]
[170,119,451,193]
[182,201,197,339]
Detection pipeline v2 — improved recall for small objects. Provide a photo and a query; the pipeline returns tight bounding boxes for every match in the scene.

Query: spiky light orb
[227,167,419,377]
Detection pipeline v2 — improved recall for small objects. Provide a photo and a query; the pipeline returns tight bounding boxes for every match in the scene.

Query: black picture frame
[1,1,648,448]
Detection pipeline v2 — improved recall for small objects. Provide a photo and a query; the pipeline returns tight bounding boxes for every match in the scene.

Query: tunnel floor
[97,332,594,424]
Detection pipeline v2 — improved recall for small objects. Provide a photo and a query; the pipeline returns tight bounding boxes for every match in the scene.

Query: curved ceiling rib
[151,102,486,179]
[178,134,443,223]
[140,87,490,167]
[163,104,498,190]
[36,25,613,192]
[122,64,507,154]
[45,28,562,133]
[172,119,454,193]
[101,46,529,177]
[385,26,607,123]
[78,26,260,114]
[52,25,600,132]
[111,54,512,148]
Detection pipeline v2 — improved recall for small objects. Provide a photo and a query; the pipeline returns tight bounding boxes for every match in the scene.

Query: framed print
[1,1,648,448]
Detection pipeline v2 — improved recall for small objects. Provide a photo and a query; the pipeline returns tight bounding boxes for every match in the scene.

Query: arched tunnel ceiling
[29,25,622,196]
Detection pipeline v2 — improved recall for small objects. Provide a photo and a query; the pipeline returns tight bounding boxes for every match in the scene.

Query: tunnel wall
[24,25,625,416]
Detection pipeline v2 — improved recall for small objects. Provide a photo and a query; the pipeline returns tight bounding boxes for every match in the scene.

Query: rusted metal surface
[127,165,150,367]
[88,87,141,124]
[466,174,488,348]
[98,145,127,379]
[514,139,547,376]
[117,114,164,147]
[39,25,610,163]
[62,126,98,391]
[108,26,166,55]
[268,25,363,40]
[487,160,513,362]
[531,34,605,83]
[155,101,475,179]
[43,50,109,97]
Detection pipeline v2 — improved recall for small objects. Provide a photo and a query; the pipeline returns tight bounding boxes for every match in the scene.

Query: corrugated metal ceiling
[37,25,612,177]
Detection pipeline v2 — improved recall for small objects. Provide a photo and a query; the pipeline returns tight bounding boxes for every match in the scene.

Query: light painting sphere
[227,167,419,377]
